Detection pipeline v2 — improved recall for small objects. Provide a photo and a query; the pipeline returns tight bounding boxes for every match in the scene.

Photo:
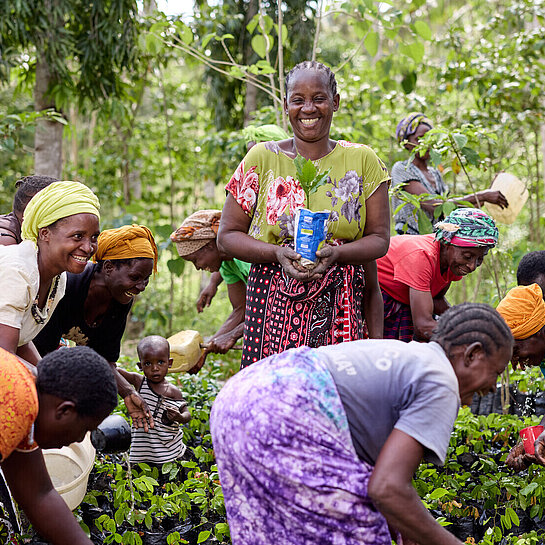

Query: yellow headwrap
[21,181,100,243]
[496,283,545,340]
[93,224,158,273]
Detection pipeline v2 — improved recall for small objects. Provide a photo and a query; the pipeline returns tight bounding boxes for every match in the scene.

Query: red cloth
[377,234,462,305]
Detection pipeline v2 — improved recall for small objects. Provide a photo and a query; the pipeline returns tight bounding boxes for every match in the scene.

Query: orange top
[0,348,39,461]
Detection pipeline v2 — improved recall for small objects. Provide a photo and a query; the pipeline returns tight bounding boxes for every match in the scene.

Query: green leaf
[309,168,332,195]
[201,33,215,49]
[429,149,442,167]
[364,30,379,57]
[167,259,185,275]
[144,33,163,55]
[461,146,480,166]
[417,209,433,234]
[174,21,193,44]
[261,14,274,34]
[247,15,259,34]
[251,35,272,58]
[452,133,468,149]
[441,201,456,217]
[401,71,417,94]
[521,482,539,496]
[413,20,432,40]
[197,530,211,543]
[428,487,449,500]
[506,507,519,527]
[353,19,370,39]
[294,155,317,187]
[400,41,425,63]
[221,33,234,40]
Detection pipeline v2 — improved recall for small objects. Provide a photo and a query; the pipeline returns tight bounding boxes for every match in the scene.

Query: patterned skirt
[210,347,391,545]
[382,289,414,342]
[241,262,365,367]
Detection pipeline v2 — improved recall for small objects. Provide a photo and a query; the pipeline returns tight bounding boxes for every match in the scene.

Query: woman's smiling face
[443,245,487,277]
[285,70,339,145]
[104,258,154,305]
[39,213,100,275]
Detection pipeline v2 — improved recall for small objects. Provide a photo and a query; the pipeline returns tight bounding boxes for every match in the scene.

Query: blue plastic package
[294,208,330,264]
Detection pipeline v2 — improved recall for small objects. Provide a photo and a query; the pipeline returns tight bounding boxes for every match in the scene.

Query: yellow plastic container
[43,433,95,511]
[484,172,529,224]
[168,329,204,373]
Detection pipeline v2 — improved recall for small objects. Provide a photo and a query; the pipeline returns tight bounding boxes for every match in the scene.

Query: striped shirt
[129,378,186,464]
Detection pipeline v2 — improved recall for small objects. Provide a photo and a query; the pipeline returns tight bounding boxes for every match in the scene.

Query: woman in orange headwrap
[496,283,545,472]
[34,225,158,430]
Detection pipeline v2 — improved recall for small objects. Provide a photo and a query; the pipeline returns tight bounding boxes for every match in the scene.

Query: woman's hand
[124,392,154,432]
[207,332,238,354]
[477,190,508,209]
[504,436,545,471]
[275,246,310,281]
[196,283,217,312]
[196,272,223,312]
[311,245,340,278]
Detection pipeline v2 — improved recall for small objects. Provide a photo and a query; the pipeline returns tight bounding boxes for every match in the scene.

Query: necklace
[31,275,60,325]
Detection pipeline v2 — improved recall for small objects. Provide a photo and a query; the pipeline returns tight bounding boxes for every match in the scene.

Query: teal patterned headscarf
[434,208,498,248]
[395,112,432,143]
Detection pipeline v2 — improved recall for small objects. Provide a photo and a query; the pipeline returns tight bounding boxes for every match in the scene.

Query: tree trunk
[34,55,63,178]
[68,105,78,171]
[244,83,258,126]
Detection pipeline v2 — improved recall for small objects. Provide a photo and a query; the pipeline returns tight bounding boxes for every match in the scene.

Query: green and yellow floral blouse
[225,140,390,245]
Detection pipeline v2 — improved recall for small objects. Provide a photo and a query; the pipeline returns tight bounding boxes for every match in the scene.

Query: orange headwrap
[93,224,158,273]
[496,283,545,340]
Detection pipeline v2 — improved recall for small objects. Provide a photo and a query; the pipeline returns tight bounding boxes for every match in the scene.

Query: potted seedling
[293,154,331,267]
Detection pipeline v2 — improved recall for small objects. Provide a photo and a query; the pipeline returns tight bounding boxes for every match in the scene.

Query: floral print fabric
[0,348,38,461]
[211,346,391,545]
[226,140,390,245]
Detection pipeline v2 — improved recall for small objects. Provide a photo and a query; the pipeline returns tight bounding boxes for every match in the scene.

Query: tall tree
[0,0,139,177]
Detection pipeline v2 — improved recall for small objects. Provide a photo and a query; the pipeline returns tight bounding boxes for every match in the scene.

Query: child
[0,345,118,545]
[118,335,191,464]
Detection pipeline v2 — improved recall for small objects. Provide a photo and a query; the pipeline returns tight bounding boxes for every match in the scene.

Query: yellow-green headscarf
[21,181,100,242]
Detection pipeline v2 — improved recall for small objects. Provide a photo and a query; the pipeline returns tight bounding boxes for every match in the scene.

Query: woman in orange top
[0,346,117,545]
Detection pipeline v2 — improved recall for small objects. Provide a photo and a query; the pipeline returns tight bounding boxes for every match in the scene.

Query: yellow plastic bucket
[484,172,528,224]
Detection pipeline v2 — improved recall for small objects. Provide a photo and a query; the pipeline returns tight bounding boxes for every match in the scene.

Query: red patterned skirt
[241,262,365,368]
[381,288,414,342]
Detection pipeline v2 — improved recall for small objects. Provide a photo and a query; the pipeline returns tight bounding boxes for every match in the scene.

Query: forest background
[0,0,544,344]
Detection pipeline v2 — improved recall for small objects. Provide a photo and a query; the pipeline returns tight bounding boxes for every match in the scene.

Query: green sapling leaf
[294,154,331,207]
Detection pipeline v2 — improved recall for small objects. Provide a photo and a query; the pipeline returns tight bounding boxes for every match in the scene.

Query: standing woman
[377,208,498,342]
[391,112,507,235]
[34,224,158,430]
[218,61,390,367]
[0,181,100,364]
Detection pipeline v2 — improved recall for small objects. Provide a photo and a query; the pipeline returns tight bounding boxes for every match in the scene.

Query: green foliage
[0,0,140,108]
[294,154,331,208]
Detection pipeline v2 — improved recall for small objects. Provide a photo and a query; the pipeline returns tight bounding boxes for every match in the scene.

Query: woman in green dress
[218,61,390,367]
